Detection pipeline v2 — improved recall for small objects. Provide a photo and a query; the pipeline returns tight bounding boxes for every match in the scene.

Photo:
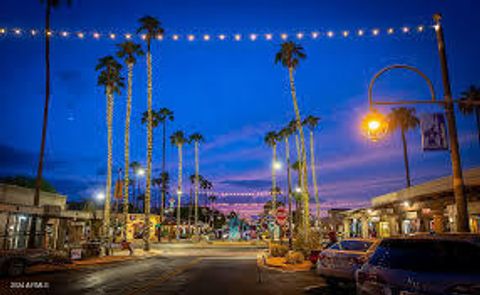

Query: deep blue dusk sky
[1,0,479,215]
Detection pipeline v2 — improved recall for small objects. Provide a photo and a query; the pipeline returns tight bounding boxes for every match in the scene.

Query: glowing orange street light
[361,109,388,142]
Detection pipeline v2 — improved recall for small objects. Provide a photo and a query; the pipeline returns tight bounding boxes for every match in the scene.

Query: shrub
[285,251,305,264]
[270,243,289,257]
[293,229,321,257]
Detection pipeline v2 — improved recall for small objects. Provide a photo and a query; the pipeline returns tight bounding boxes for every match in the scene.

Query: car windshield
[340,240,373,252]
[369,239,480,273]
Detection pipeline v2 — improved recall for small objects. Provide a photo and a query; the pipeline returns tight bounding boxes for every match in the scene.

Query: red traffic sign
[276,207,287,225]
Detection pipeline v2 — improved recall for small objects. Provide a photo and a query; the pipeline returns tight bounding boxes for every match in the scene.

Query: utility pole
[433,13,469,232]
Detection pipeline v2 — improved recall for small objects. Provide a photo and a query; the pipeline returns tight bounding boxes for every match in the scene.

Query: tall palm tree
[459,85,480,145]
[303,115,321,225]
[275,42,310,234]
[137,16,164,251]
[170,130,188,238]
[208,195,217,228]
[189,133,204,235]
[159,171,170,210]
[116,41,144,240]
[96,56,125,247]
[129,161,142,211]
[264,131,280,212]
[278,124,294,249]
[30,0,72,249]
[387,108,420,188]
[158,108,174,218]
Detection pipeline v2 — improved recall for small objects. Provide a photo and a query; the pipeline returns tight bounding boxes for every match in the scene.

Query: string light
[0,24,429,42]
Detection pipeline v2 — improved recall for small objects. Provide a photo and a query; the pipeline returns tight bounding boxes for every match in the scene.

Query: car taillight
[318,253,326,261]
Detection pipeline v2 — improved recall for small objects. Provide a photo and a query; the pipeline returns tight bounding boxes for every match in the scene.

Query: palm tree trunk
[161,121,166,219]
[176,144,183,239]
[144,42,152,251]
[294,134,303,226]
[123,63,133,240]
[309,130,320,226]
[272,144,277,211]
[104,88,113,247]
[285,137,293,250]
[401,129,411,188]
[29,0,52,249]
[288,67,309,236]
[194,141,199,235]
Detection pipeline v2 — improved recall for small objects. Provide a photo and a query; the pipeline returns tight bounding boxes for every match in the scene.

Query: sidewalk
[26,249,163,275]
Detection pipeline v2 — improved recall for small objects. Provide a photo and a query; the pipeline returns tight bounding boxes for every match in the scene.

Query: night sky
[1,0,479,217]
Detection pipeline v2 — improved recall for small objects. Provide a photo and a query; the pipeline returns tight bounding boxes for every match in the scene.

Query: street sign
[420,113,448,151]
[276,207,287,225]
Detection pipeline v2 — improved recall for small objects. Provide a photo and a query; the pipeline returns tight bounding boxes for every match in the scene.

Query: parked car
[309,241,331,265]
[0,249,50,277]
[316,238,379,283]
[356,236,480,295]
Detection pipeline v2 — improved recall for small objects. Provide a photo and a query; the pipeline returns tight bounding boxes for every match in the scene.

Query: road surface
[0,246,354,294]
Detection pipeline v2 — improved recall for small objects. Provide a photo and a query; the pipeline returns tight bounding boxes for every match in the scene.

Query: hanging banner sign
[114,180,124,199]
[420,113,448,151]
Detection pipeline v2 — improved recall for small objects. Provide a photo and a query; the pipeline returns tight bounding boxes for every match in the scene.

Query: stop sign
[276,207,287,225]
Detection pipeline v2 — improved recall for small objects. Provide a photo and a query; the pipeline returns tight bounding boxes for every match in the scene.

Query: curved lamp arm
[368,64,438,109]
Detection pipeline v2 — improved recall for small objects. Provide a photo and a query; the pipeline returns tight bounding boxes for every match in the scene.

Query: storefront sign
[70,248,82,260]
[405,211,418,219]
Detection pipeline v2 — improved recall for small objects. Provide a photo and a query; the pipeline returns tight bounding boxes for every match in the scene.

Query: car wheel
[7,259,26,277]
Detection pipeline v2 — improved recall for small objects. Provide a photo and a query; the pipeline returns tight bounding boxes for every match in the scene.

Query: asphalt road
[0,248,355,295]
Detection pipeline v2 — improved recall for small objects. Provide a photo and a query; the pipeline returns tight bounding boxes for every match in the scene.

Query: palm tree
[96,56,125,247]
[264,131,280,212]
[137,16,164,251]
[278,124,294,249]
[303,115,321,225]
[30,0,72,249]
[116,41,144,240]
[387,108,420,188]
[275,42,310,234]
[459,85,480,145]
[208,195,217,228]
[189,133,205,235]
[159,172,170,211]
[129,161,142,211]
[170,130,188,238]
[158,108,174,218]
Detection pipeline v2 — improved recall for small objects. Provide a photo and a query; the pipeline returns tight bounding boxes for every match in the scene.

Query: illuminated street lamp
[361,109,388,142]
[295,187,302,193]
[96,192,106,201]
[273,161,282,170]
[136,168,145,177]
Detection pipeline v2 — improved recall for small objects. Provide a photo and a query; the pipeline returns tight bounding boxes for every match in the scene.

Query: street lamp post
[362,14,470,232]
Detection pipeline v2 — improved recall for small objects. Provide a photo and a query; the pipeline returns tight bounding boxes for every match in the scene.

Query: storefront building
[343,167,480,238]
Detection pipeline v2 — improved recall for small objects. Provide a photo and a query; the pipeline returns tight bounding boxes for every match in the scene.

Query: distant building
[342,167,480,238]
